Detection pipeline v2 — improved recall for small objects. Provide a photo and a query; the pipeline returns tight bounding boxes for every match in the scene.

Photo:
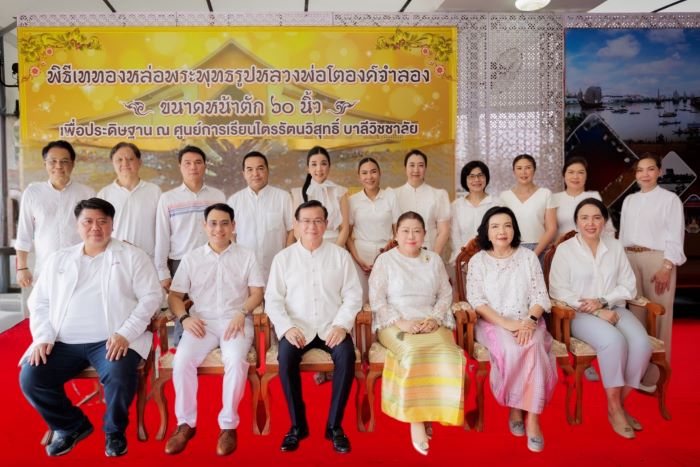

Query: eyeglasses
[299,218,326,226]
[45,159,72,166]
[467,173,486,180]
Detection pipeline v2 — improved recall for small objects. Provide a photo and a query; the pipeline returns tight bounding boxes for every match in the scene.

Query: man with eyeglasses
[265,199,362,454]
[16,140,95,288]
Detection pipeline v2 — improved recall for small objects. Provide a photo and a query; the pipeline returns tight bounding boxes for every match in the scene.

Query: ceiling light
[515,0,551,11]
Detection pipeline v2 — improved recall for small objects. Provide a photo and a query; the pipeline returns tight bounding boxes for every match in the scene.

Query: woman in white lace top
[466,206,556,453]
[369,211,464,456]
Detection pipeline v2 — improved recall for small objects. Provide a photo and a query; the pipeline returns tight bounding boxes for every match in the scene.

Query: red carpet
[1,319,699,466]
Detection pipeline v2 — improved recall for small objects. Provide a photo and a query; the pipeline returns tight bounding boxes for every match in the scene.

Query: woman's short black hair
[573,197,609,224]
[403,149,428,167]
[204,203,234,222]
[634,152,662,170]
[561,155,588,177]
[74,198,115,219]
[460,160,490,191]
[396,211,426,231]
[476,206,522,250]
[512,153,536,170]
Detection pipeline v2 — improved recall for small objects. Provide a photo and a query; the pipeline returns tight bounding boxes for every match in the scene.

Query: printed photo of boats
[565,27,699,243]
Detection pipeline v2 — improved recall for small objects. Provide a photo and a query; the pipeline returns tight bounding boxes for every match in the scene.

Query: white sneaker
[638,383,657,394]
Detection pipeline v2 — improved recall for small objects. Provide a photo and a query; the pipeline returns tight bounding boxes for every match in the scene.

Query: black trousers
[277,334,355,429]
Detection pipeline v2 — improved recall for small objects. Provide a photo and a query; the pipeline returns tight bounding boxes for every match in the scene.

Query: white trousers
[172,317,253,429]
[571,307,651,389]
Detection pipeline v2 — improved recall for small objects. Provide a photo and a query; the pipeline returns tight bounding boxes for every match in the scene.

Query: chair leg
[652,353,672,421]
[136,371,149,441]
[573,357,592,425]
[365,369,382,433]
[463,366,471,431]
[247,370,262,435]
[354,372,366,432]
[475,362,488,432]
[153,374,171,441]
[260,371,278,435]
[557,355,576,425]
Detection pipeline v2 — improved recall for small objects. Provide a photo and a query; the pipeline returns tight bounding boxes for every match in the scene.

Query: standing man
[19,198,162,457]
[265,200,362,454]
[154,146,226,343]
[164,203,264,456]
[97,142,161,257]
[227,151,295,280]
[16,140,95,287]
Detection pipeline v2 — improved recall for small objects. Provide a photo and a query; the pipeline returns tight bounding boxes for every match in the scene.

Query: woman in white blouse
[393,150,451,256]
[347,157,400,302]
[499,154,557,261]
[552,156,613,239]
[369,211,464,456]
[549,198,651,439]
[450,160,499,267]
[619,153,686,389]
[291,146,350,246]
[466,206,556,453]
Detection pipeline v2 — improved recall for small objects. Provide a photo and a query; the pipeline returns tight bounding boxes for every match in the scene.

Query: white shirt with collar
[97,179,162,257]
[24,239,162,362]
[393,182,451,250]
[154,183,226,281]
[549,234,637,309]
[264,241,362,342]
[16,180,95,275]
[171,242,265,321]
[449,194,500,264]
[619,185,686,266]
[349,188,400,264]
[227,185,293,281]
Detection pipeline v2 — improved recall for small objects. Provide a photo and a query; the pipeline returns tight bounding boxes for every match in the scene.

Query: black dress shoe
[105,432,128,457]
[280,425,309,452]
[325,426,351,454]
[46,417,94,457]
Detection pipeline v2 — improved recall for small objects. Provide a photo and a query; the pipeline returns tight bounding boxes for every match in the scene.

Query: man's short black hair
[204,203,234,222]
[242,151,269,169]
[294,199,328,221]
[110,142,141,160]
[178,145,207,164]
[74,198,115,219]
[42,140,76,161]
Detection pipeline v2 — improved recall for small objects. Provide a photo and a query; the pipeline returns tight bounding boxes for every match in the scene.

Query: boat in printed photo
[578,86,604,109]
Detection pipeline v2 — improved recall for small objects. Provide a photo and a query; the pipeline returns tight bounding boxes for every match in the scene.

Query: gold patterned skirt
[378,326,465,425]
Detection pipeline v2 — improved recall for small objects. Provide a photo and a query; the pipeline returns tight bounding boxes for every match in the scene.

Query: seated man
[19,198,162,457]
[165,203,264,456]
[265,200,362,454]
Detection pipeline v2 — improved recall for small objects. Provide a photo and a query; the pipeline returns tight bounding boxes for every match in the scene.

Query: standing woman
[449,161,499,267]
[291,146,350,246]
[549,198,651,439]
[552,156,614,239]
[499,154,557,260]
[619,153,685,389]
[369,212,464,456]
[347,158,401,302]
[393,150,451,256]
[466,206,556,453]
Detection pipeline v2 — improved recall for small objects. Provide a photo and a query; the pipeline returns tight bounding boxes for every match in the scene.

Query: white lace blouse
[368,248,454,332]
[466,247,551,319]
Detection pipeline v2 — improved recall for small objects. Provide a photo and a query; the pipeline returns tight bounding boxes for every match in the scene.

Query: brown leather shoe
[164,424,196,455]
[216,429,237,456]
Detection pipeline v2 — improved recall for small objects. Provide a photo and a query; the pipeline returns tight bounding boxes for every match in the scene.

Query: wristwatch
[598,298,608,309]
[179,313,191,324]
[528,315,538,323]
[663,262,673,270]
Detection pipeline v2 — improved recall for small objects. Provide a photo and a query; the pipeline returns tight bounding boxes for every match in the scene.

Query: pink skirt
[475,319,557,414]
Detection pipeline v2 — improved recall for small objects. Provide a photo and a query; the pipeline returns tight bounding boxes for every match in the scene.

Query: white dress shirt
[549,234,637,309]
[449,194,500,264]
[56,253,109,344]
[393,182,451,250]
[264,241,362,342]
[349,188,400,264]
[25,239,162,361]
[466,247,551,320]
[499,188,554,244]
[16,180,95,275]
[154,183,226,280]
[97,180,162,257]
[291,181,348,241]
[551,190,616,238]
[369,248,454,332]
[619,186,686,266]
[227,185,293,281]
[171,243,264,320]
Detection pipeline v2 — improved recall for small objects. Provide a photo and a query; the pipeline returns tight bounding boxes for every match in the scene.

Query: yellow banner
[18,26,456,193]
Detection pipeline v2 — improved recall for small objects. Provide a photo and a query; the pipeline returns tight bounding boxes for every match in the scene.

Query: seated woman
[549,198,651,439]
[369,211,464,456]
[466,206,556,453]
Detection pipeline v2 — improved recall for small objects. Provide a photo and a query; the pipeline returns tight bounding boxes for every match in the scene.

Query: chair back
[543,230,576,288]
[453,237,482,302]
